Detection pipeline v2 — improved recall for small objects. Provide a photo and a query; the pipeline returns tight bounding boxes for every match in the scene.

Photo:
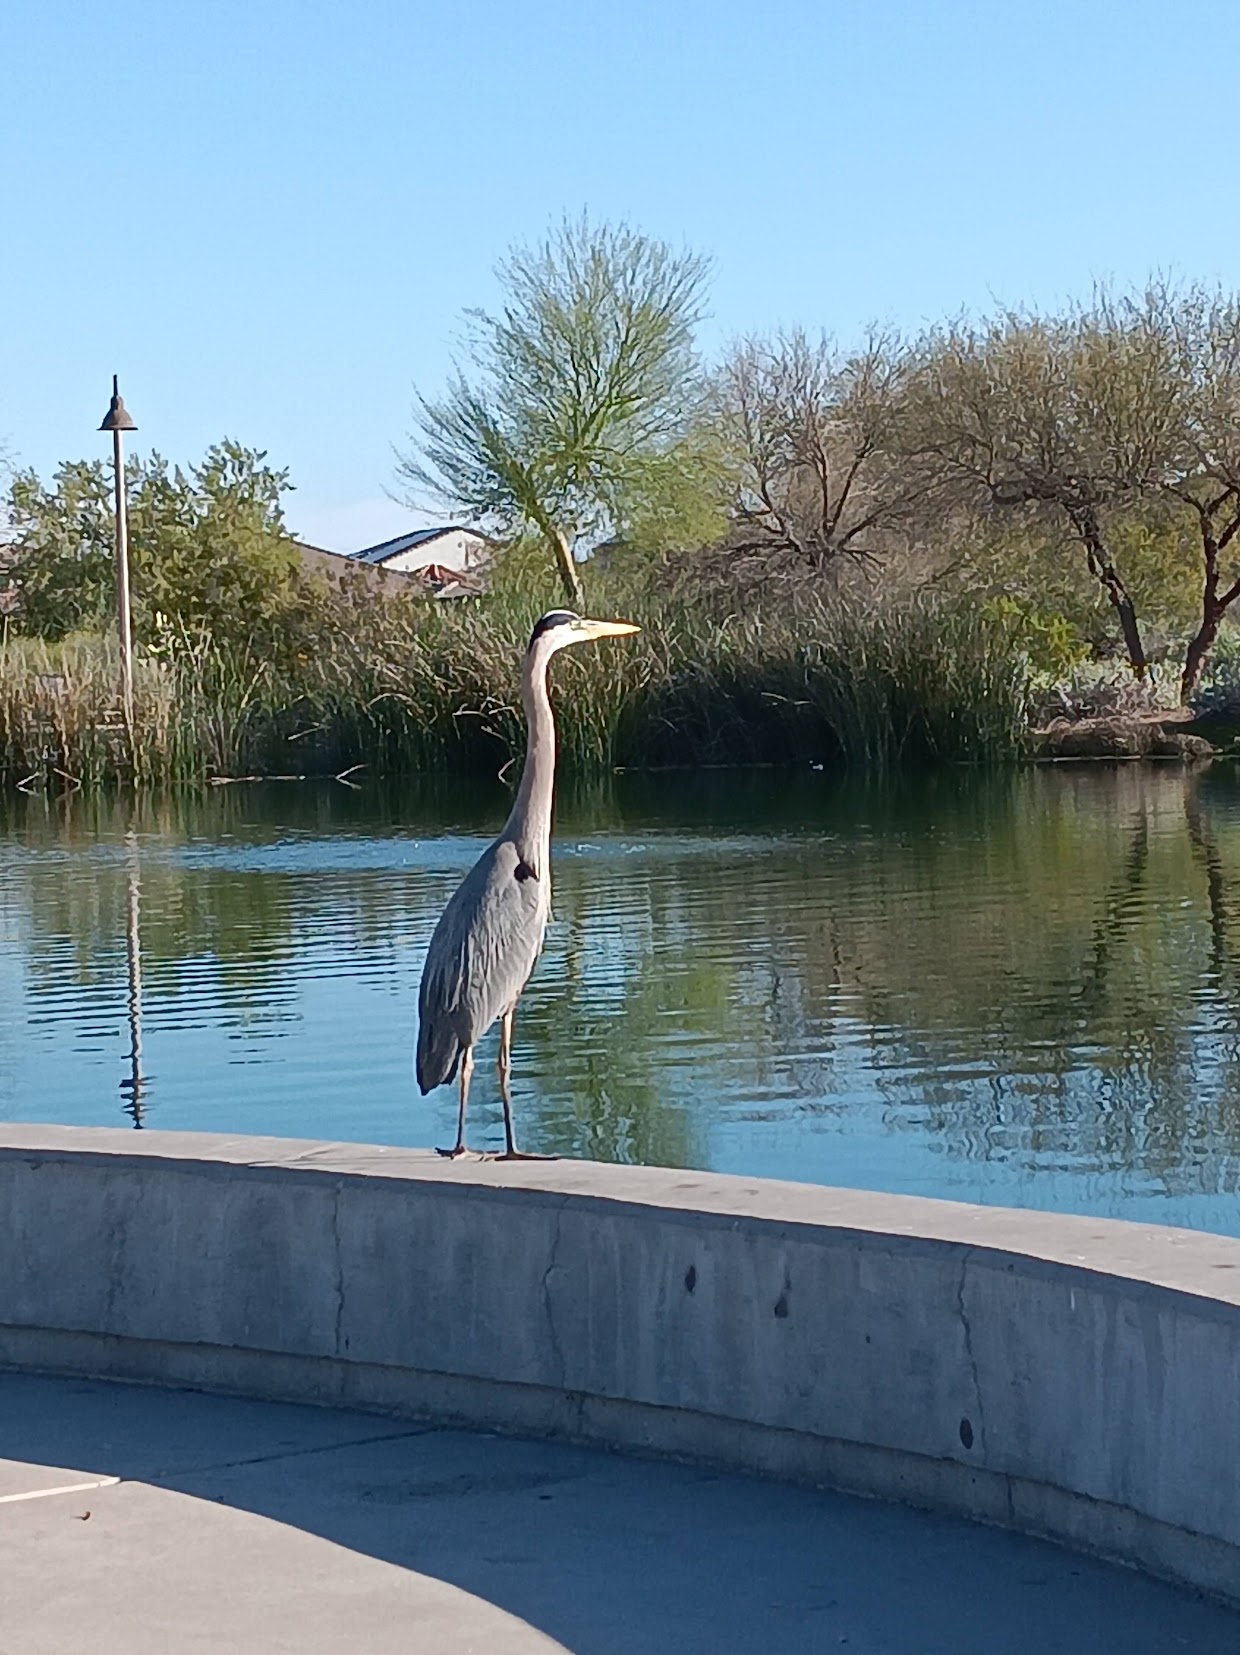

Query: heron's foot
[435,1144,473,1159]
[494,1149,558,1162]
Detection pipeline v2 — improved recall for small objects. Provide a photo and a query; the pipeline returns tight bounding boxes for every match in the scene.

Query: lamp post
[99,376,137,736]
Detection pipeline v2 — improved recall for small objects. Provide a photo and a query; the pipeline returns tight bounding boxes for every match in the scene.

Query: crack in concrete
[1,1429,441,1505]
[102,1189,127,1329]
[956,1247,987,1457]
[147,1426,437,1483]
[541,1201,568,1388]
[331,1180,345,1359]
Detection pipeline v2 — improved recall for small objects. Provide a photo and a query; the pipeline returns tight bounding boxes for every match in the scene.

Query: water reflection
[4,767,1240,1232]
[121,833,146,1126]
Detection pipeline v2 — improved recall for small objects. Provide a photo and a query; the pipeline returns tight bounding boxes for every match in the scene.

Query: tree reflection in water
[5,766,1240,1231]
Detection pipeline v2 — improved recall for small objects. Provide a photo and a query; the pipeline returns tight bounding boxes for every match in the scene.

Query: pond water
[4,765,1240,1235]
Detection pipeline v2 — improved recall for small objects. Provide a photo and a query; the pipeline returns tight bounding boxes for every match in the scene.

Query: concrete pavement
[1,1374,1236,1654]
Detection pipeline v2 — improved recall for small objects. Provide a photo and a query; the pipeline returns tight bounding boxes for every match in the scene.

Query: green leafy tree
[604,423,735,564]
[959,504,1200,675]
[128,442,299,641]
[6,441,299,644]
[5,460,115,635]
[399,215,711,605]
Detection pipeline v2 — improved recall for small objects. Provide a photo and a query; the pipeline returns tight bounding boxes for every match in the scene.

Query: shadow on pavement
[2,1373,1237,1655]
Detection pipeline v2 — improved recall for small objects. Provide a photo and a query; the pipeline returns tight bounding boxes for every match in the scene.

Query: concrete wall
[2,1126,1238,1604]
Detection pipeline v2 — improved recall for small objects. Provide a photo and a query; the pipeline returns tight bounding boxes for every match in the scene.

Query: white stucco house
[350,526,491,585]
[295,525,493,599]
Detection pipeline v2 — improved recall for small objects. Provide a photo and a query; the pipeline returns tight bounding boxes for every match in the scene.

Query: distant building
[296,539,363,578]
[350,526,491,582]
[292,539,415,598]
[294,525,492,600]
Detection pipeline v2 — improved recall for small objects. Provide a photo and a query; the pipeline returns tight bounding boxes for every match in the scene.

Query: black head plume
[528,611,580,648]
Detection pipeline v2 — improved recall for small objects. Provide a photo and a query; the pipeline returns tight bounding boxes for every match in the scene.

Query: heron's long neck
[505,646,556,864]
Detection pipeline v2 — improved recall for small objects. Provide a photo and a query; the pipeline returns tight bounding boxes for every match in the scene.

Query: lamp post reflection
[120,832,147,1125]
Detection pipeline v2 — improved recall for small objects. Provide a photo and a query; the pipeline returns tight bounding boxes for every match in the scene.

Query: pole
[112,406,135,737]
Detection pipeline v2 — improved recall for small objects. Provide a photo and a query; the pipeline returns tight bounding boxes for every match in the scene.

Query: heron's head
[527,610,640,656]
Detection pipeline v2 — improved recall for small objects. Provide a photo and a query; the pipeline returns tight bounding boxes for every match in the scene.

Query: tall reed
[0,583,1031,790]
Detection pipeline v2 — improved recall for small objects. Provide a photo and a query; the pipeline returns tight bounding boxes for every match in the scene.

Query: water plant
[0,576,1031,790]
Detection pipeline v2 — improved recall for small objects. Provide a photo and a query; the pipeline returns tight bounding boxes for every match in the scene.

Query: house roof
[351,526,475,566]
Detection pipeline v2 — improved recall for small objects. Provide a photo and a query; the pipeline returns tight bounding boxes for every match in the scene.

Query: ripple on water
[6,768,1240,1234]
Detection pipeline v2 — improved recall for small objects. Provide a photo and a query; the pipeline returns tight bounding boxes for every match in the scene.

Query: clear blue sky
[5,0,1238,550]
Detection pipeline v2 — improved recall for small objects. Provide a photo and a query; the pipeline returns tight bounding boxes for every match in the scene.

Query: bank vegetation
[5,222,1240,788]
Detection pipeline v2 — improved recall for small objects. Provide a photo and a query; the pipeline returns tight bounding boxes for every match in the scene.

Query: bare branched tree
[712,328,925,575]
[1141,287,1240,697]
[398,217,710,605]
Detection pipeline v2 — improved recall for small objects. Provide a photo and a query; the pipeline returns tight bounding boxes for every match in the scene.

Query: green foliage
[23,260,1240,784]
[0,575,1030,789]
[6,462,115,636]
[979,596,1090,682]
[956,503,1201,672]
[5,441,299,646]
[1106,511,1201,642]
[0,630,177,788]
[612,427,734,559]
[128,441,299,644]
[1197,624,1240,687]
[399,215,712,595]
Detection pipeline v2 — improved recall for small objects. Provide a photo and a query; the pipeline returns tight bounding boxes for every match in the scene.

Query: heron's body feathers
[416,834,550,1094]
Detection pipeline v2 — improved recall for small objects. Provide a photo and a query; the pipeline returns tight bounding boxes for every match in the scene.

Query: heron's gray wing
[416,838,548,1092]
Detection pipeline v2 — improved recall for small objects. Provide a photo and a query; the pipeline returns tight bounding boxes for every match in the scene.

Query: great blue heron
[416,610,640,1157]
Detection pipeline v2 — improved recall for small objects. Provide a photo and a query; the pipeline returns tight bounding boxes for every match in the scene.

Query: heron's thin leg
[437,1046,473,1158]
[496,1004,555,1162]
[498,1007,517,1155]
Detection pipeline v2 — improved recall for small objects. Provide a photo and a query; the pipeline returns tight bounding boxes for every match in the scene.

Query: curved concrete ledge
[1,1126,1238,1605]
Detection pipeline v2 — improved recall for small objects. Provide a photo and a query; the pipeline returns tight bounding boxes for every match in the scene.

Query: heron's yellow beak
[576,618,640,640]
